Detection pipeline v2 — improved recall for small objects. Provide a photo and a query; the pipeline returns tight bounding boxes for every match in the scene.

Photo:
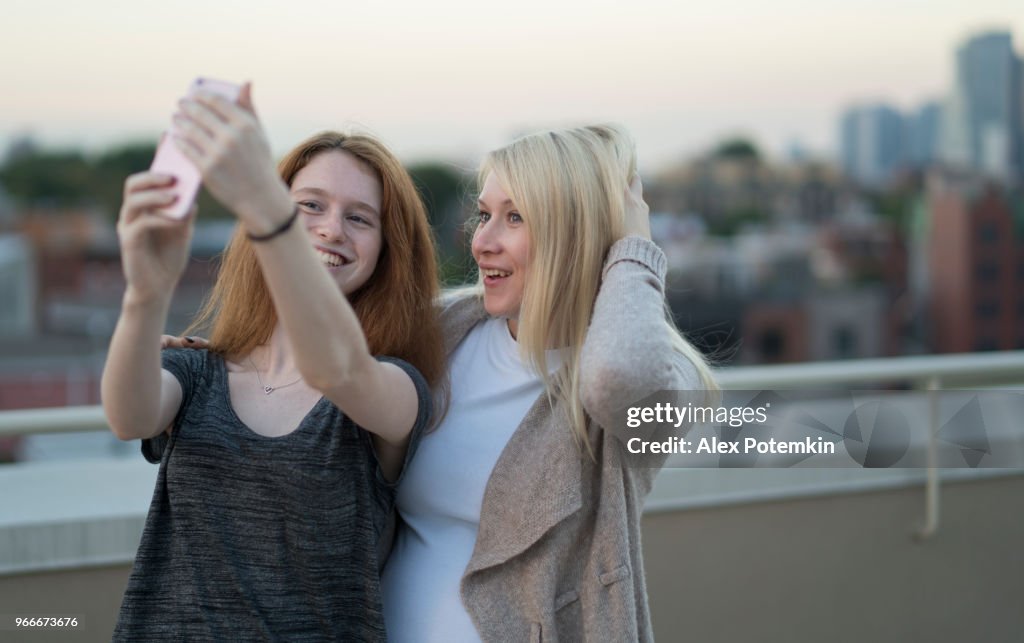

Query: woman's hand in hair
[622,174,651,240]
[160,335,209,350]
[172,82,293,227]
[116,172,197,304]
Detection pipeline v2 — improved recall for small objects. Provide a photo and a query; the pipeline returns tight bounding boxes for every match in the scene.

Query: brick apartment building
[928,180,1024,352]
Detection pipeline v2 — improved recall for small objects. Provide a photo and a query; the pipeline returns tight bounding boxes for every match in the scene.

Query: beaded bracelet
[246,206,299,242]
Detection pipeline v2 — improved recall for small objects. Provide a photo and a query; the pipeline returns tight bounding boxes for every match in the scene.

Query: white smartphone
[149,77,242,219]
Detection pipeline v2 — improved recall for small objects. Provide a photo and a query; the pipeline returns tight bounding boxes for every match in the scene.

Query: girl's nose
[317,213,347,243]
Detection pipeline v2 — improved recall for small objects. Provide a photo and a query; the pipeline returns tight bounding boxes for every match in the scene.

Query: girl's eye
[477,211,491,224]
[298,201,322,213]
[509,212,523,224]
[347,214,370,225]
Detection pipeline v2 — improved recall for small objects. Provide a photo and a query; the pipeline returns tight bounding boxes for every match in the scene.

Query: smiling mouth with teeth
[315,248,348,268]
[481,268,511,278]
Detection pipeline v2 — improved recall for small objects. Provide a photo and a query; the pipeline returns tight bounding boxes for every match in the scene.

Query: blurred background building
[941,31,1024,182]
[840,104,908,188]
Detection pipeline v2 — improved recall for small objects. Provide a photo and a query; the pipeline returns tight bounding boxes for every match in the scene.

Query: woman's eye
[509,212,523,224]
[298,201,321,212]
[347,214,370,225]
[477,211,491,224]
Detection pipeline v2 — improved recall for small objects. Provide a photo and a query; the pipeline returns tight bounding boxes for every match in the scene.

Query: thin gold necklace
[248,356,303,395]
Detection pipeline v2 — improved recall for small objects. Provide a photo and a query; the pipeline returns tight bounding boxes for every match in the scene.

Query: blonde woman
[380,125,717,641]
[103,86,443,640]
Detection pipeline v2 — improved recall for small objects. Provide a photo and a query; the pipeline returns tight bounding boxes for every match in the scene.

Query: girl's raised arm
[171,85,421,470]
[102,172,192,440]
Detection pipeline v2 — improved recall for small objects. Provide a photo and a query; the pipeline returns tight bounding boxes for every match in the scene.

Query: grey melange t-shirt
[113,348,431,642]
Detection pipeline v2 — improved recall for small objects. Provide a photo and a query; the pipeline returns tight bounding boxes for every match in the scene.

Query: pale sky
[1,0,1021,171]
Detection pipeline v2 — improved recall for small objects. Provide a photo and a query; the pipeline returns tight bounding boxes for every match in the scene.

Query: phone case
[149,77,242,219]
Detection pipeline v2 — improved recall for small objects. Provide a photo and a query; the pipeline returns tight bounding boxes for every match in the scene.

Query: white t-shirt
[381,317,560,642]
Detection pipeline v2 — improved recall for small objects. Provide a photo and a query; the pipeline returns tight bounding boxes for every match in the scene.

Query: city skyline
[840,29,1024,186]
[1,0,1022,171]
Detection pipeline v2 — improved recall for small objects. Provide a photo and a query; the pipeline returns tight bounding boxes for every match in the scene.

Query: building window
[759,328,784,361]
[975,262,1000,282]
[833,326,858,359]
[977,223,999,244]
[974,337,999,352]
[975,301,1001,319]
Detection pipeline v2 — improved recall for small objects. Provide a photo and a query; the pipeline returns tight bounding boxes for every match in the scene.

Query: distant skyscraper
[784,138,808,164]
[941,31,1022,182]
[839,104,905,186]
[907,102,942,166]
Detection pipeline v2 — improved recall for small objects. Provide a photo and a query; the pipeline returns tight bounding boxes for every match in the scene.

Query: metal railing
[712,349,1024,389]
[3,350,1024,540]
[717,351,1024,539]
[0,405,108,437]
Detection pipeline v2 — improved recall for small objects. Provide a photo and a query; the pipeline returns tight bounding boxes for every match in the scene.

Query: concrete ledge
[0,460,156,575]
[2,457,1022,576]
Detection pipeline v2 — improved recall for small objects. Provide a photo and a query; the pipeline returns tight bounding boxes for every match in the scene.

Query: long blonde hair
[478,124,717,454]
[186,131,446,389]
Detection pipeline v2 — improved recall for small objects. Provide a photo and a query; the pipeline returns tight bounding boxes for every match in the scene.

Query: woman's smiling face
[472,172,531,337]
[291,150,383,296]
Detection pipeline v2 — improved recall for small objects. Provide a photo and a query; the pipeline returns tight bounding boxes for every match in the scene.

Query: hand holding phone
[149,77,242,219]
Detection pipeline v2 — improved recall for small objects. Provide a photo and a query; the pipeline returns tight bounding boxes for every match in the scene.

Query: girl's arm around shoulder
[579,236,701,438]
